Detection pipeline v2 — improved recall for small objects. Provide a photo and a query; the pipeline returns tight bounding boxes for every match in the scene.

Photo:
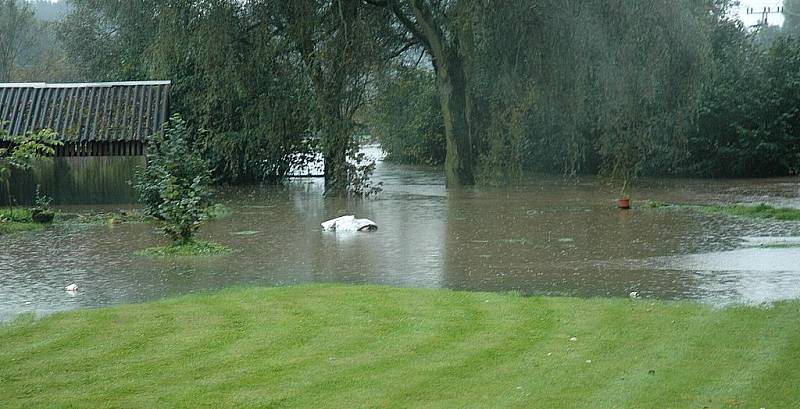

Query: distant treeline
[1,0,76,82]
[2,0,799,192]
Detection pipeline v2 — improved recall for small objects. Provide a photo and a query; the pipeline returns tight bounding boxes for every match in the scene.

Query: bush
[134,114,214,244]
[0,127,62,206]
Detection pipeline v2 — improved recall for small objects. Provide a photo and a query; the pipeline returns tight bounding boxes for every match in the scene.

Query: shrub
[134,114,214,244]
[0,126,62,207]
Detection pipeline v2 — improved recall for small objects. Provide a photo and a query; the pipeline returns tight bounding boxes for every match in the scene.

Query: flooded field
[2,147,800,320]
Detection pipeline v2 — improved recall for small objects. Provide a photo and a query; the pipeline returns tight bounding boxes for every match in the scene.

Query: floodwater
[2,146,800,320]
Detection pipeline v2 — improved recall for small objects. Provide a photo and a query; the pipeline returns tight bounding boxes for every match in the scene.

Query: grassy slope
[1,286,799,408]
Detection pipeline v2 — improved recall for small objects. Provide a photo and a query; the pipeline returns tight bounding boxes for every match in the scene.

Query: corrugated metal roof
[0,81,171,142]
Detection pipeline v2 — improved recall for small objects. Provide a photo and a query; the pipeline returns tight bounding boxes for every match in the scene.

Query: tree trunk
[436,54,474,187]
[396,0,476,187]
[322,115,351,196]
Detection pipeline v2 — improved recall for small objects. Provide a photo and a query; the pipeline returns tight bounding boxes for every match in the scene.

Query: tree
[369,66,445,165]
[61,0,317,184]
[0,126,62,211]
[370,0,478,187]
[368,0,711,184]
[134,114,214,244]
[267,0,396,195]
[0,0,34,82]
[786,0,800,37]
[59,0,159,81]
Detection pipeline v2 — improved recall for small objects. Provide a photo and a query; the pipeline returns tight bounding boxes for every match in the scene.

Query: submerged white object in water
[321,215,378,232]
[65,283,78,292]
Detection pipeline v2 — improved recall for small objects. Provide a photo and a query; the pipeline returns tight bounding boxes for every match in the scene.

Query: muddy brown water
[2,147,800,320]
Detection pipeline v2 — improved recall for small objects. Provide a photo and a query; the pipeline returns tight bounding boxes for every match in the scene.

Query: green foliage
[368,0,800,181]
[196,130,315,184]
[0,207,41,235]
[347,153,383,197]
[62,0,316,184]
[371,0,710,184]
[0,128,61,171]
[52,0,800,184]
[136,240,231,257]
[786,0,800,37]
[0,126,62,206]
[58,0,156,81]
[32,185,51,211]
[0,206,30,223]
[0,0,34,81]
[683,17,800,177]
[0,0,78,82]
[134,114,214,244]
[274,0,398,195]
[370,68,445,166]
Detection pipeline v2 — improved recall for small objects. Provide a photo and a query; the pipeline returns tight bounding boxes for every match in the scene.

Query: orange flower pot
[617,198,631,210]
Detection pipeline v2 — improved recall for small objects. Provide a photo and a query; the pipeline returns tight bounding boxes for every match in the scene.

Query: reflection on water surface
[2,147,800,319]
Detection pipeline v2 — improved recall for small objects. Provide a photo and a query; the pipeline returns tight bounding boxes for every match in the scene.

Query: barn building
[0,81,171,204]
[0,81,171,156]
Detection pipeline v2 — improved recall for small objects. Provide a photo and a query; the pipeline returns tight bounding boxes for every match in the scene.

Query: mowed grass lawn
[1,286,799,408]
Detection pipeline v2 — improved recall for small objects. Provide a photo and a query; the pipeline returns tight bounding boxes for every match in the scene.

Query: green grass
[0,221,43,235]
[0,208,43,235]
[643,200,672,209]
[57,209,151,225]
[0,207,33,222]
[0,207,150,235]
[698,203,800,221]
[1,285,799,408]
[644,201,800,221]
[136,240,232,257]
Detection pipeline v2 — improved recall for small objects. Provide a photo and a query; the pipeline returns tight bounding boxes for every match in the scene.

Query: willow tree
[265,0,396,196]
[60,0,316,183]
[367,0,478,187]
[469,0,710,182]
[59,0,162,81]
[0,0,34,82]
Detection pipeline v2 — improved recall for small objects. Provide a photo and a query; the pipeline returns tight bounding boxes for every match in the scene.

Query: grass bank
[0,208,43,235]
[645,201,800,221]
[698,203,800,221]
[136,239,232,257]
[1,286,799,408]
[0,207,150,235]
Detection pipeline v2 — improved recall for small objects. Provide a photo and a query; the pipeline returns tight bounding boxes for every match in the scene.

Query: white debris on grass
[321,215,378,232]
